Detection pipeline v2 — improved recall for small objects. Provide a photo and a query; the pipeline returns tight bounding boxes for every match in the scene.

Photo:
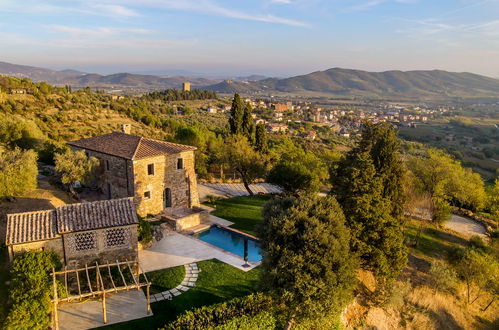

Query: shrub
[138,218,153,244]
[469,235,486,251]
[211,311,276,330]
[4,250,60,330]
[206,194,221,204]
[432,201,452,226]
[429,261,458,293]
[0,148,38,198]
[164,293,273,329]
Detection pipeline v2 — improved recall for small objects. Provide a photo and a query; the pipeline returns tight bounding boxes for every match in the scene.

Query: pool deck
[139,232,259,272]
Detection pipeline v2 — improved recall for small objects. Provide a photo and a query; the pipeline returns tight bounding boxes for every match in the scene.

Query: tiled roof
[6,198,138,245]
[6,210,57,245]
[67,132,196,160]
[56,198,138,233]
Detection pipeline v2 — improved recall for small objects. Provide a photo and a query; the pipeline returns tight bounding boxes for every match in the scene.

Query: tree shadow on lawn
[407,226,469,260]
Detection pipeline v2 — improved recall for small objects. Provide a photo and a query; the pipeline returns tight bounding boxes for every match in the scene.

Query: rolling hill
[0,61,217,90]
[204,68,499,99]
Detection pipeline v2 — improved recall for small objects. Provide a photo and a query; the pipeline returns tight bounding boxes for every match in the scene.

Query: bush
[469,235,486,251]
[163,293,273,329]
[138,218,153,244]
[212,311,276,330]
[429,261,458,293]
[4,250,60,330]
[433,201,452,226]
[206,194,221,204]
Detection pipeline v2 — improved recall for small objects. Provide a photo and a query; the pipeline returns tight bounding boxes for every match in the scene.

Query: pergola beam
[51,260,150,327]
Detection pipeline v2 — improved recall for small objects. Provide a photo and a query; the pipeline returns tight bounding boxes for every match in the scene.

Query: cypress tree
[229,93,244,135]
[241,102,255,143]
[331,123,407,281]
[254,123,268,153]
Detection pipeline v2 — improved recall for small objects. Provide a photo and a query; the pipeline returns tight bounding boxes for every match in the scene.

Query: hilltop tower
[182,82,191,92]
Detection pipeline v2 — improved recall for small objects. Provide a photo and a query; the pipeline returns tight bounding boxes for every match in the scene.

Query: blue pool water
[194,226,262,263]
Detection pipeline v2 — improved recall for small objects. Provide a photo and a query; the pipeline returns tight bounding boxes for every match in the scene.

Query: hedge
[212,311,276,330]
[163,293,273,330]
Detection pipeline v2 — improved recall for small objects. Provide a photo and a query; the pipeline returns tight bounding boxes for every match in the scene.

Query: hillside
[204,68,499,99]
[0,61,217,90]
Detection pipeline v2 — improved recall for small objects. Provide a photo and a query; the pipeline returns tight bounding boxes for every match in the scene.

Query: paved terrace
[199,183,282,200]
[139,232,259,273]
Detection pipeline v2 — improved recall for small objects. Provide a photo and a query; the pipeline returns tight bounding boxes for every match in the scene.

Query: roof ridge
[132,136,143,159]
[7,209,54,217]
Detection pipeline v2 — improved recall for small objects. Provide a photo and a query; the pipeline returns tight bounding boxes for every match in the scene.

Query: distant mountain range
[204,68,499,99]
[1,61,499,99]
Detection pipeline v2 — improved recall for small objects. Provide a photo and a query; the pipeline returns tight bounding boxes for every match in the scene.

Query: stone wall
[8,237,64,262]
[70,146,134,199]
[63,225,138,267]
[133,150,200,216]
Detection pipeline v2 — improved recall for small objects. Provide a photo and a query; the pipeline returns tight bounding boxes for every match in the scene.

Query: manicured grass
[102,259,261,329]
[209,195,272,236]
[146,265,185,295]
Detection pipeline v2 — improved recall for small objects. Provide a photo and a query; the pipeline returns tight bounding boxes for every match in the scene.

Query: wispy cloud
[47,25,152,38]
[96,0,310,27]
[348,0,417,11]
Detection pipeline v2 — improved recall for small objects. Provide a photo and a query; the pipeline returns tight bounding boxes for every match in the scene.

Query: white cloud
[348,0,417,11]
[47,25,152,38]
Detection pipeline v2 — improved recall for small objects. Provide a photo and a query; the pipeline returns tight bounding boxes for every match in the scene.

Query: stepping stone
[178,285,189,292]
[186,282,196,287]
[189,263,197,267]
[170,289,181,296]
[155,295,164,301]
[190,273,198,279]
[163,292,172,300]
[150,296,157,302]
[181,280,189,286]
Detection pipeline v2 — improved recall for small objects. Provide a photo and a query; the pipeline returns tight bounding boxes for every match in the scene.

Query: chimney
[122,124,131,134]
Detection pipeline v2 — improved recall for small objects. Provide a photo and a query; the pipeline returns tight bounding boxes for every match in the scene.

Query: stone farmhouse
[5,198,138,267]
[67,129,201,217]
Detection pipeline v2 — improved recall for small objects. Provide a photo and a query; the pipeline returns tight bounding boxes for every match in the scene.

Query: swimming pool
[193,226,262,263]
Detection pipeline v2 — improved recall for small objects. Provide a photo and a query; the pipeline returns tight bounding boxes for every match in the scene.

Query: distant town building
[266,123,288,133]
[272,103,288,112]
[182,82,191,92]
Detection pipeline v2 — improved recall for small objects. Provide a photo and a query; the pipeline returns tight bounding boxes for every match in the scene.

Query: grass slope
[102,259,261,329]
[209,195,272,236]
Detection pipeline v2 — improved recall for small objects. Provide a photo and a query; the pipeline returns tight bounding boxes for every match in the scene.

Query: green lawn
[102,259,261,329]
[146,266,185,295]
[209,195,272,236]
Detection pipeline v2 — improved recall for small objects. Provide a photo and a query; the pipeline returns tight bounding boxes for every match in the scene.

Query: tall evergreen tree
[241,102,255,143]
[254,123,269,153]
[331,123,407,281]
[258,195,357,322]
[228,93,244,135]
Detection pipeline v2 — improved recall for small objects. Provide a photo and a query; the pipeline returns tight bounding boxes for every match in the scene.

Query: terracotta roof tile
[56,197,138,233]
[5,198,138,245]
[67,132,196,160]
[6,210,57,245]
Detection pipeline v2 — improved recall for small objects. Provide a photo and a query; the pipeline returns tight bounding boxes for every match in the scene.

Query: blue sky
[1,0,498,77]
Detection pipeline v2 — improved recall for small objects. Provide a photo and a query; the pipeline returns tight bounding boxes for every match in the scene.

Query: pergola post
[102,290,107,324]
[146,284,151,314]
[52,268,59,330]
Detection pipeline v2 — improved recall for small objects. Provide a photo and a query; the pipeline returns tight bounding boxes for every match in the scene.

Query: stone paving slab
[139,233,259,272]
[199,183,282,198]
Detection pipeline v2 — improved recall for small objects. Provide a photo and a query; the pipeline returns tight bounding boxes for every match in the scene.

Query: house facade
[67,130,200,217]
[6,198,138,267]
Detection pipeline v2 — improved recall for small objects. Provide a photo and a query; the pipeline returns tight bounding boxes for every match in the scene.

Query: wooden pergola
[51,260,151,330]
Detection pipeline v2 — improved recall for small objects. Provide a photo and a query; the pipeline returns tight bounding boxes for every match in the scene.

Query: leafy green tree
[254,123,269,153]
[229,93,244,135]
[429,261,458,293]
[408,148,487,211]
[224,135,267,195]
[55,150,99,193]
[268,139,327,195]
[38,140,69,165]
[455,249,498,305]
[0,148,38,198]
[257,195,357,322]
[0,116,46,149]
[486,179,499,219]
[241,102,255,143]
[331,124,407,281]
